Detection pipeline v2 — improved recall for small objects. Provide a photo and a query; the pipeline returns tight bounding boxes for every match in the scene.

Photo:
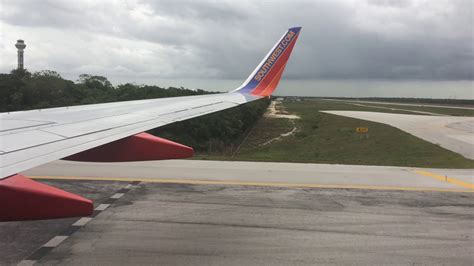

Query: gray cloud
[0,0,472,82]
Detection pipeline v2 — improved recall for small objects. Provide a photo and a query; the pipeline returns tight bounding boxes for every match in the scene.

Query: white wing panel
[0,92,263,178]
[159,101,239,122]
[0,130,64,153]
[41,113,155,138]
[0,119,55,132]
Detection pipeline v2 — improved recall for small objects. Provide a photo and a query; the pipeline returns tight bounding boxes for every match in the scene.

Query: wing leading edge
[0,27,301,221]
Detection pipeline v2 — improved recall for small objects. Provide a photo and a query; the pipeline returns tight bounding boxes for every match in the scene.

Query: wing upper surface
[0,92,261,178]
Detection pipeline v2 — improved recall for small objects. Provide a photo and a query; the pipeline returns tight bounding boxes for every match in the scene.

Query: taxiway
[0,160,471,265]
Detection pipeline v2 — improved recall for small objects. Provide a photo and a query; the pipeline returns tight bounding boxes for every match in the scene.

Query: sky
[0,0,473,98]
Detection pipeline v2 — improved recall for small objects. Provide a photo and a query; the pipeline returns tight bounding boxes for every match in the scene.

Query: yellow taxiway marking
[29,175,474,193]
[415,170,474,190]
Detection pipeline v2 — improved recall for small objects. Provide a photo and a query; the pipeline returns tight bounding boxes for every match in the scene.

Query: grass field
[196,99,474,169]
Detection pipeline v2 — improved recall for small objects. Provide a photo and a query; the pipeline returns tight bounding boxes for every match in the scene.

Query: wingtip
[289,27,302,33]
[235,27,302,96]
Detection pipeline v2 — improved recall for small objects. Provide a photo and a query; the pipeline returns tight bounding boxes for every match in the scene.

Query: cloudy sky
[0,0,472,97]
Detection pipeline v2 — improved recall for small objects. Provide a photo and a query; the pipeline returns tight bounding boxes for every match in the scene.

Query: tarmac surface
[322,99,474,110]
[1,160,473,265]
[322,111,474,160]
[24,160,474,192]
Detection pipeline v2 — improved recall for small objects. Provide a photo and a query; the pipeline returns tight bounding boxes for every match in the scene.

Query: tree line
[0,69,211,112]
[0,69,269,152]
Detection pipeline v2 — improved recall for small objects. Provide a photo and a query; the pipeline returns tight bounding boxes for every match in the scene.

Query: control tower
[15,40,26,69]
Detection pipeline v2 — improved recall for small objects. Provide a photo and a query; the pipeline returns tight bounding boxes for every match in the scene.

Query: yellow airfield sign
[356,127,369,133]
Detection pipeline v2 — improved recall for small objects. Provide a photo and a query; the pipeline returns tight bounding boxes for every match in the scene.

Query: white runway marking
[43,236,68,248]
[72,217,92,227]
[17,182,140,265]
[95,204,110,211]
[17,260,35,266]
[111,193,124,199]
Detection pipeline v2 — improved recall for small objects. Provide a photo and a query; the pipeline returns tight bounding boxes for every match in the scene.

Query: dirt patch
[260,100,300,146]
[265,100,300,120]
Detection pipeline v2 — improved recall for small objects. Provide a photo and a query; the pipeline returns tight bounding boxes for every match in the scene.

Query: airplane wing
[0,27,301,221]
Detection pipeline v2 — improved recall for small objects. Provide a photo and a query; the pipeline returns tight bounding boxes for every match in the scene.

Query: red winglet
[0,174,93,221]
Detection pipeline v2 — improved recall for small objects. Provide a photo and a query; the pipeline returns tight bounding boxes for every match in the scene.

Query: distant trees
[0,69,210,112]
[0,69,270,153]
[151,98,270,152]
[0,69,32,112]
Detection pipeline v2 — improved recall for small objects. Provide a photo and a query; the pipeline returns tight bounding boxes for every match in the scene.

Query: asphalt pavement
[0,160,471,265]
[2,178,472,265]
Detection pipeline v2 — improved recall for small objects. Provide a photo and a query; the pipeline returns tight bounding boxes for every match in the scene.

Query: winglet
[236,27,301,96]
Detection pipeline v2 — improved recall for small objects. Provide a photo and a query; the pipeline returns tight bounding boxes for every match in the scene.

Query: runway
[2,160,472,265]
[323,99,474,110]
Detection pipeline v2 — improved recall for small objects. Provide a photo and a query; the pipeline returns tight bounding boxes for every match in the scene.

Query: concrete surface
[323,99,474,110]
[322,111,474,159]
[350,102,443,115]
[24,160,474,191]
[1,160,470,265]
[1,179,473,265]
